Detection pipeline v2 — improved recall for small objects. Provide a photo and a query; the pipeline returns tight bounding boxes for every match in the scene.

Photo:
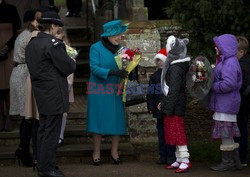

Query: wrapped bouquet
[65,44,79,61]
[115,47,143,102]
[186,56,213,100]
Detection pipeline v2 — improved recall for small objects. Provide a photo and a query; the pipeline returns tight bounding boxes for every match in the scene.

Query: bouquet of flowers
[186,56,213,100]
[115,47,143,102]
[65,44,80,61]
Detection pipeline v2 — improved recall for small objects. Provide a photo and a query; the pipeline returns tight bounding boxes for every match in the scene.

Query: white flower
[192,74,196,82]
[196,61,205,67]
[197,72,202,77]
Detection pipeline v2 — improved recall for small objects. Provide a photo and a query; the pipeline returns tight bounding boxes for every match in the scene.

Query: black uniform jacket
[161,61,189,117]
[26,32,76,115]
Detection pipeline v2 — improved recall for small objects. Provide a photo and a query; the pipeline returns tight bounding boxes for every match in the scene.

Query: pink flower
[121,54,130,60]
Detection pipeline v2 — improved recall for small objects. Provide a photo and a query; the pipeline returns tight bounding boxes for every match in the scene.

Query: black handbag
[125,80,148,107]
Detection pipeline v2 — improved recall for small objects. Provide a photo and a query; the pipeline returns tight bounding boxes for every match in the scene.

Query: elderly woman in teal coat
[87,20,128,165]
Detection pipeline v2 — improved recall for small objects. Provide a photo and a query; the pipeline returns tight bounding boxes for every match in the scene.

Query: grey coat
[9,30,31,116]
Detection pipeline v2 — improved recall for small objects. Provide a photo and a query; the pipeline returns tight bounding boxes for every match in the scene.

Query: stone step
[0,142,135,165]
[76,59,89,65]
[73,78,89,95]
[66,27,93,43]
[71,41,91,85]
[71,42,91,49]
[74,61,90,79]
[7,112,87,130]
[0,124,130,146]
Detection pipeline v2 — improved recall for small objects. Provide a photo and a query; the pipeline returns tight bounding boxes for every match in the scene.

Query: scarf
[101,37,120,54]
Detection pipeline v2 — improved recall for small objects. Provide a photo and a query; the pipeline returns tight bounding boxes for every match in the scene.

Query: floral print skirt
[164,115,187,145]
[212,120,240,139]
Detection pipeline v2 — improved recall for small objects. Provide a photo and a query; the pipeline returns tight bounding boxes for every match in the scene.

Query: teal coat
[86,41,126,135]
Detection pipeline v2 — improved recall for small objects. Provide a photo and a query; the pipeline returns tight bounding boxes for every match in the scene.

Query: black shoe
[156,158,167,165]
[33,160,38,172]
[38,170,64,177]
[58,138,64,148]
[65,11,73,17]
[111,156,122,165]
[92,158,102,166]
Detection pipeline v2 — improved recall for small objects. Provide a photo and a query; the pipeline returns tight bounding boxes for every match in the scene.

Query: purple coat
[209,34,242,114]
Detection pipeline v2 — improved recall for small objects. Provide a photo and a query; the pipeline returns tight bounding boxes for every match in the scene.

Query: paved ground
[1,161,250,177]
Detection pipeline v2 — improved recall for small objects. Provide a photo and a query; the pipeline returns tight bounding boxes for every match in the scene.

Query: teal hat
[101,20,128,37]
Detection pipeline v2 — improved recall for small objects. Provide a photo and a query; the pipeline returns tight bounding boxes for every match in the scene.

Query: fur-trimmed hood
[161,36,190,96]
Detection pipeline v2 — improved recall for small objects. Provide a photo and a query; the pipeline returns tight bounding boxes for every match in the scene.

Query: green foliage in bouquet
[166,0,250,62]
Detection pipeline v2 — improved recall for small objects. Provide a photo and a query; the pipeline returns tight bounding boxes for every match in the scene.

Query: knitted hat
[38,11,63,26]
[154,48,167,62]
[23,10,37,23]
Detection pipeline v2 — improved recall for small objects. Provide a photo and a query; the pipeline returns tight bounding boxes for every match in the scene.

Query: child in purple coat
[210,34,242,171]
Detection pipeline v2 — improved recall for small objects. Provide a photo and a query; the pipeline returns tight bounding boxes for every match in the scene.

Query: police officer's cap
[38,11,63,27]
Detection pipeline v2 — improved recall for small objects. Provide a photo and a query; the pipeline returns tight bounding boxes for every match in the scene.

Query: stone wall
[123,20,213,148]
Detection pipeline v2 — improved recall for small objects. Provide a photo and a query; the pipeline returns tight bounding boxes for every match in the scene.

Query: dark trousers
[37,114,62,172]
[66,0,82,13]
[157,118,176,161]
[235,110,249,164]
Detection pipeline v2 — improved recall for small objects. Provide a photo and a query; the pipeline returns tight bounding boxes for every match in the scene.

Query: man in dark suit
[26,11,76,177]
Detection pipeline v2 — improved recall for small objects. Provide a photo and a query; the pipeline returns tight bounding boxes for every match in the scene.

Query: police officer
[25,11,76,177]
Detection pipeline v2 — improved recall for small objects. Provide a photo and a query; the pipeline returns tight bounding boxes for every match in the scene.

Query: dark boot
[233,146,242,170]
[211,151,235,171]
[15,118,33,166]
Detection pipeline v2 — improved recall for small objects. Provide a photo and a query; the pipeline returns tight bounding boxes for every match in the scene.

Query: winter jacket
[147,68,164,119]
[209,34,242,114]
[161,60,189,116]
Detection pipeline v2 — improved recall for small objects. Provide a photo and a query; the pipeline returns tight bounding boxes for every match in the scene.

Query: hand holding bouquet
[186,56,213,100]
[115,47,143,102]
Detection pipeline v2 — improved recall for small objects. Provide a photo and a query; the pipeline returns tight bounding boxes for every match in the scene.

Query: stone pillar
[122,21,161,146]
[118,0,148,21]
